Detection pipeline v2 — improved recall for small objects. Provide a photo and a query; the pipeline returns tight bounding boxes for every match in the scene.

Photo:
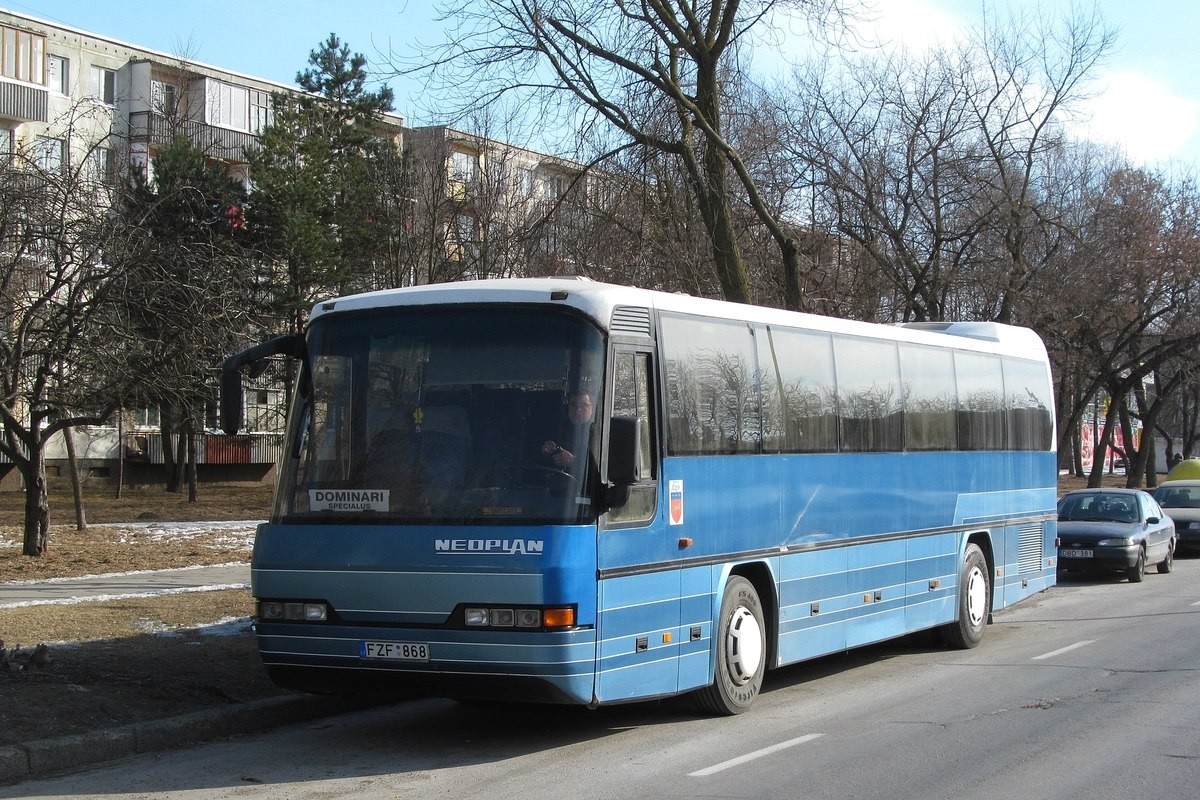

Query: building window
[542,173,569,202]
[151,80,177,115]
[131,407,160,429]
[206,79,249,131]
[454,212,476,243]
[88,146,116,184]
[249,89,273,133]
[451,150,476,183]
[1,25,45,84]
[0,129,14,164]
[516,166,534,197]
[48,55,69,94]
[246,389,282,431]
[33,136,65,171]
[90,65,116,104]
[485,158,506,188]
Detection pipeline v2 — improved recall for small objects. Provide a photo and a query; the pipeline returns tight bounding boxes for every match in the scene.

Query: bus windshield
[274,306,606,525]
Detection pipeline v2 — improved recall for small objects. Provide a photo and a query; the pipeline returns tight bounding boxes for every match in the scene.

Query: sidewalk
[0,564,378,786]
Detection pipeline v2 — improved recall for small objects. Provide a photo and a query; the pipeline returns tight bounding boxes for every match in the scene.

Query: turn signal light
[542,607,576,628]
[464,605,576,629]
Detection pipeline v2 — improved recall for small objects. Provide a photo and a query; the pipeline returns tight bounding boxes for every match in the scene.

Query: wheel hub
[965,565,987,627]
[725,606,763,685]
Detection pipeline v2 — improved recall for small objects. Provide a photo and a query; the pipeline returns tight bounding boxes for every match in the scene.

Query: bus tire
[695,576,766,715]
[941,543,989,649]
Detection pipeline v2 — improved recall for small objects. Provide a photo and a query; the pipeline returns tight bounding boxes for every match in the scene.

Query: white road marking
[1032,640,1095,660]
[688,733,825,777]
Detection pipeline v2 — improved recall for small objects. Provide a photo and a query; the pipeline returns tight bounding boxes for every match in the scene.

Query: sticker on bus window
[669,480,684,525]
[309,489,390,512]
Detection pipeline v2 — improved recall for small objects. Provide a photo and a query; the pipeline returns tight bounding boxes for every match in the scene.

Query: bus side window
[608,350,657,525]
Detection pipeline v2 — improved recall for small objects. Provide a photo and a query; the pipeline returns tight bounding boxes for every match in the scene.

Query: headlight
[1098,538,1133,546]
[463,605,575,629]
[464,607,491,626]
[258,600,329,621]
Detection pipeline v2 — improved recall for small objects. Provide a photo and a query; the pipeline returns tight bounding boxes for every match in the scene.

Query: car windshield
[1058,493,1139,523]
[1154,487,1200,508]
[273,305,605,525]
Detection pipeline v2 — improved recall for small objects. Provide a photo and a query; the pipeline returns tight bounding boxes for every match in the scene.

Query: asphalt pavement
[0,563,376,786]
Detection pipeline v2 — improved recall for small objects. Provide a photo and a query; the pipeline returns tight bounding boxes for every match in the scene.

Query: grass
[0,483,280,748]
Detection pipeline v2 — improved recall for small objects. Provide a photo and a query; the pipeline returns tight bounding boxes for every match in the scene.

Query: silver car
[1057,488,1176,582]
[1152,480,1200,553]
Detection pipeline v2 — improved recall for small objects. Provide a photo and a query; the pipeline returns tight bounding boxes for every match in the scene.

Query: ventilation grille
[611,306,653,337]
[1018,522,1044,574]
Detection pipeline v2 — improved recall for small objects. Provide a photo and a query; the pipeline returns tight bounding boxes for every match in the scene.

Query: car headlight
[1097,538,1133,546]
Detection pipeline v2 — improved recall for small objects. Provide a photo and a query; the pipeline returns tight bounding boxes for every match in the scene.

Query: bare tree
[1035,166,1200,487]
[963,3,1115,324]
[0,112,133,555]
[403,0,845,307]
[781,4,1112,322]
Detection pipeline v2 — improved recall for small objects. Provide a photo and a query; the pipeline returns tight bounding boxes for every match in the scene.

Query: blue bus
[222,277,1057,714]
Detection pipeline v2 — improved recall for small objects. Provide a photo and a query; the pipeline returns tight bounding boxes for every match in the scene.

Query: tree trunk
[1087,401,1121,488]
[161,407,180,493]
[780,236,802,312]
[185,410,199,503]
[115,410,124,500]
[700,142,749,305]
[20,451,50,557]
[1080,429,1089,479]
[64,426,87,530]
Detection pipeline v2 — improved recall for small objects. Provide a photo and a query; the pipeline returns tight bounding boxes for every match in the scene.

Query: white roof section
[310,278,1049,360]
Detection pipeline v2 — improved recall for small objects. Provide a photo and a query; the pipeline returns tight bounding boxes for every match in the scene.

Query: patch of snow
[3,561,248,587]
[0,583,249,609]
[1,520,261,550]
[194,616,255,636]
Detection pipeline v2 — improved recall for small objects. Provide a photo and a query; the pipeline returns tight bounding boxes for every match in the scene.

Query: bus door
[594,346,688,702]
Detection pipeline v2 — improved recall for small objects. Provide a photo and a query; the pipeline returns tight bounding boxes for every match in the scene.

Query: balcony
[0,79,47,123]
[124,432,283,465]
[128,111,258,164]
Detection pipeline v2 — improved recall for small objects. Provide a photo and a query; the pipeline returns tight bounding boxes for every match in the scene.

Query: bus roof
[309,277,1048,360]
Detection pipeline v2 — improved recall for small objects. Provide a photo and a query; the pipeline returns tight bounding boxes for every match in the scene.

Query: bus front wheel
[941,543,990,649]
[695,576,766,715]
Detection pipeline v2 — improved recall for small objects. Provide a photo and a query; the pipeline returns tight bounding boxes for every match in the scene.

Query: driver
[540,391,594,471]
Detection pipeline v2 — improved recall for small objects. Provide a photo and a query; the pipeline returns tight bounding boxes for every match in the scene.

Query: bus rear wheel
[940,543,989,649]
[695,576,766,715]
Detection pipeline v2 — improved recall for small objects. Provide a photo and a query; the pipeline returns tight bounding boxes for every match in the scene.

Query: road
[7,559,1199,800]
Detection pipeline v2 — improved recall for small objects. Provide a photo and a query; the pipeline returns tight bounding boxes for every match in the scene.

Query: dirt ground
[0,473,1134,748]
[0,484,283,748]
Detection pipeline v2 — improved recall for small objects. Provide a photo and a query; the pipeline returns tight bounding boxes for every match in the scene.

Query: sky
[10,0,1200,170]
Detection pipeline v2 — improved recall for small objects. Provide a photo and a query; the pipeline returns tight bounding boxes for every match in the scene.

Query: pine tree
[248,34,400,335]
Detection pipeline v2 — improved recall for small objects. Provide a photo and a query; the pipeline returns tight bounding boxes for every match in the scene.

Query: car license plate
[1062,548,1093,558]
[360,641,429,662]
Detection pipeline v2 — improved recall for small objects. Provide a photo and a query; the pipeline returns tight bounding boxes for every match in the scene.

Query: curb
[0,693,383,786]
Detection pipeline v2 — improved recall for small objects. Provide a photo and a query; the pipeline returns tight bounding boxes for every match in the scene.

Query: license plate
[359,641,429,662]
[1061,548,1093,558]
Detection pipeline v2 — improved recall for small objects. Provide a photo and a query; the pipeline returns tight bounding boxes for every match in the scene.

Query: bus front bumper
[255,621,598,706]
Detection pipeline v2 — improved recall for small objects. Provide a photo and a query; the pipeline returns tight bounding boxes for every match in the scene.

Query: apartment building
[4,8,408,177]
[0,8,631,491]
[0,8,408,489]
[404,124,632,285]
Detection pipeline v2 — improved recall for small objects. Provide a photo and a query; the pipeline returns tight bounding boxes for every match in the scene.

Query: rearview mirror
[220,334,306,435]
